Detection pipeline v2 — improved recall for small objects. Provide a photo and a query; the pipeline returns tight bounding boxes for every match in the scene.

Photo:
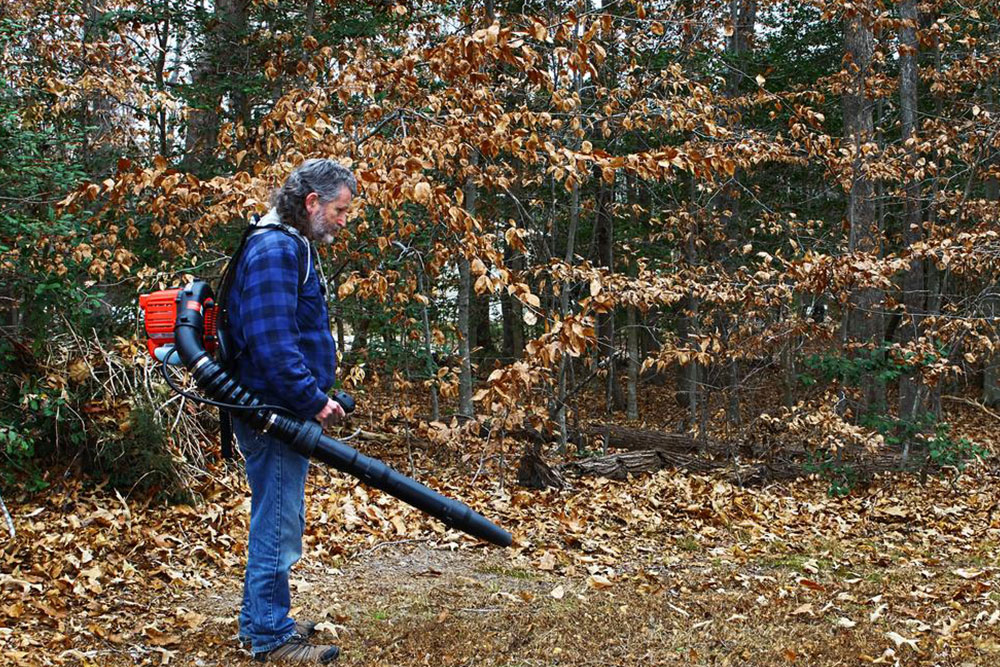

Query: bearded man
[227,158,355,663]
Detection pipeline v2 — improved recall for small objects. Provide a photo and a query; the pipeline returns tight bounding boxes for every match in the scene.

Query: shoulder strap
[247,215,311,286]
[214,213,310,462]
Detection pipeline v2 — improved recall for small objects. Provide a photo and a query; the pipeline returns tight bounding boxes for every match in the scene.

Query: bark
[724,0,757,96]
[152,11,170,156]
[553,163,580,450]
[80,0,114,174]
[457,255,474,419]
[217,0,251,131]
[500,239,524,361]
[347,312,370,363]
[516,421,717,455]
[458,153,478,419]
[558,448,935,487]
[842,2,883,415]
[517,443,566,489]
[417,270,440,421]
[922,19,946,423]
[183,57,220,167]
[626,304,640,420]
[562,449,717,480]
[982,78,1000,406]
[184,0,249,169]
[579,423,706,453]
[625,173,640,420]
[471,291,494,363]
[593,165,623,413]
[676,291,700,428]
[898,0,926,427]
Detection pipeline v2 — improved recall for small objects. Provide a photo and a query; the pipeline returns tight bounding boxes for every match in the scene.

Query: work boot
[238,621,318,649]
[253,634,339,663]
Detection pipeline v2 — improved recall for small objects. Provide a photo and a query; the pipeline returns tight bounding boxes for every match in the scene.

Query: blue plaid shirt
[227,225,336,421]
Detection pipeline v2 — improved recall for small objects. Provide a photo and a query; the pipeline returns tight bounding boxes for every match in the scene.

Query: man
[227,158,355,663]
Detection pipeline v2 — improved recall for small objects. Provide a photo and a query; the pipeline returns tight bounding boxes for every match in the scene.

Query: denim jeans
[233,417,310,654]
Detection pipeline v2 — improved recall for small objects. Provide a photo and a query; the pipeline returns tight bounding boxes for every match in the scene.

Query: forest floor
[4,395,1000,666]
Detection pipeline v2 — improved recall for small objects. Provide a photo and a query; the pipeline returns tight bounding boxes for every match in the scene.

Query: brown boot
[253,634,339,663]
[239,621,317,649]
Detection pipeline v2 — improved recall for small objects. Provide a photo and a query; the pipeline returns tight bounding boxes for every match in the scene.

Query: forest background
[2,0,1000,664]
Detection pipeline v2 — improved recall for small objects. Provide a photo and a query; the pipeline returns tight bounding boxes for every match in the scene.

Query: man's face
[305,186,352,244]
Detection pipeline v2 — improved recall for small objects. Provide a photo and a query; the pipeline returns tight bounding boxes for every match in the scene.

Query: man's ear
[305,191,320,213]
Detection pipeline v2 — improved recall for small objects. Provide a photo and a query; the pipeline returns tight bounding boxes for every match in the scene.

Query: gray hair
[271,158,357,233]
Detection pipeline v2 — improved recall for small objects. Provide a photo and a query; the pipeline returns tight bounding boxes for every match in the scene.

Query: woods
[2,0,1000,663]
[3,0,1000,486]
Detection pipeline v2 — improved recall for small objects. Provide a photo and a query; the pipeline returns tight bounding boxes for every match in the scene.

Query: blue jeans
[233,417,310,654]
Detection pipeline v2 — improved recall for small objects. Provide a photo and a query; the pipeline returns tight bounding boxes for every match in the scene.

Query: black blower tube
[172,281,512,548]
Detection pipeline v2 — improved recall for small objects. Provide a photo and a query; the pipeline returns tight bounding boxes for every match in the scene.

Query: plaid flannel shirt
[227,226,336,421]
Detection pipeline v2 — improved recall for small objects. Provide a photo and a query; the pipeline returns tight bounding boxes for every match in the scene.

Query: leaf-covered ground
[4,444,1000,667]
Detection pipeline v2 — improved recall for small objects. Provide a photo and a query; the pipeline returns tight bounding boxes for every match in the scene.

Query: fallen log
[517,443,567,489]
[580,423,709,453]
[561,450,719,480]
[514,422,724,455]
[557,448,949,487]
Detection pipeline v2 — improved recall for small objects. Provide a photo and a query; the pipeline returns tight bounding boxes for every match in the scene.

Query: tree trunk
[725,0,757,96]
[593,165,623,413]
[552,53,582,450]
[626,304,640,420]
[152,11,170,156]
[458,153,478,419]
[500,238,524,361]
[842,1,883,415]
[676,248,700,431]
[218,0,251,134]
[553,173,580,451]
[625,174,641,420]
[714,0,756,431]
[898,0,925,428]
[183,0,249,170]
[471,291,494,363]
[417,270,440,421]
[516,443,566,489]
[981,72,1000,406]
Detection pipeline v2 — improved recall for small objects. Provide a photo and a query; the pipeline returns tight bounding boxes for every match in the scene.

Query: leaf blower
[139,281,512,547]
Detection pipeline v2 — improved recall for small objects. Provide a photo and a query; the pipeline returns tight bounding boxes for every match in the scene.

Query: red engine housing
[138,288,218,359]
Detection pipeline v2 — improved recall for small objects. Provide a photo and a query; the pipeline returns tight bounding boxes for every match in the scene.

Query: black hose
[171,281,512,547]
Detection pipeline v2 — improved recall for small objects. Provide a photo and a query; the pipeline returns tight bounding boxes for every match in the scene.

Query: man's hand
[315,397,346,428]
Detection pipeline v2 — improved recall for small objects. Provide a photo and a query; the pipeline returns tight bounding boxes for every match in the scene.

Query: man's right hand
[315,397,346,428]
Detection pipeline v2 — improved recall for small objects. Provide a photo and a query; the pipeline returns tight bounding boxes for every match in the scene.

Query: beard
[308,207,336,245]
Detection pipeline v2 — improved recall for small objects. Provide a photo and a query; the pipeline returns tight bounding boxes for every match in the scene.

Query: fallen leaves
[885,630,919,651]
[2,445,1000,665]
[953,568,985,580]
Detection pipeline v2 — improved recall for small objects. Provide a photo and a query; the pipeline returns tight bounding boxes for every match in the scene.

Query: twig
[942,395,1000,423]
[171,395,187,433]
[349,538,432,561]
[0,488,14,539]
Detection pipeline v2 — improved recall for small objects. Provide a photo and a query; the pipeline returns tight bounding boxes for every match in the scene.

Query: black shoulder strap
[215,215,260,320]
[215,213,314,461]
[217,214,310,317]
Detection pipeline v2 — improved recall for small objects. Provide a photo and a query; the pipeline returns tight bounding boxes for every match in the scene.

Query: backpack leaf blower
[139,281,512,548]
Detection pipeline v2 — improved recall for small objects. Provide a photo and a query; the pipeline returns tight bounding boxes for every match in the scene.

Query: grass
[475,564,538,580]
